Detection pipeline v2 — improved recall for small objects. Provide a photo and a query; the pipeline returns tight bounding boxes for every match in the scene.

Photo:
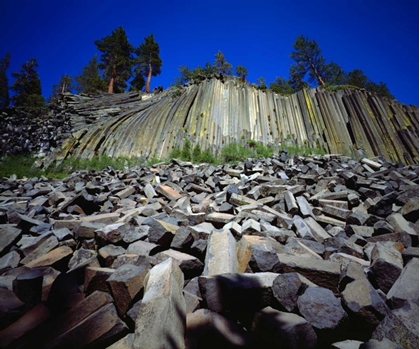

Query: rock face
[30,76,417,166]
[0,153,418,348]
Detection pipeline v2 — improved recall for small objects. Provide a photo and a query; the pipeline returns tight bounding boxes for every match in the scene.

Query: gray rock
[359,338,403,349]
[277,253,342,293]
[203,229,238,276]
[199,272,278,320]
[133,258,186,349]
[387,257,419,309]
[369,242,403,293]
[272,272,316,312]
[372,300,418,349]
[297,286,348,331]
[0,224,22,255]
[251,306,317,348]
[107,264,149,316]
[342,276,390,329]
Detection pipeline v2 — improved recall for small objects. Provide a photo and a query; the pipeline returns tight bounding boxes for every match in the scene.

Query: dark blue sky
[2,0,419,106]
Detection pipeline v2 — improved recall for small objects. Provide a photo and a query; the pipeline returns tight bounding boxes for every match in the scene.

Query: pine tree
[49,74,73,102]
[95,26,133,93]
[235,65,248,83]
[290,35,327,86]
[134,34,162,93]
[10,58,45,108]
[214,51,232,75]
[75,55,107,94]
[324,62,348,86]
[0,52,11,109]
[270,77,294,95]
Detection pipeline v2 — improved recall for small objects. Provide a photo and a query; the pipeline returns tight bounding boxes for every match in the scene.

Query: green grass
[282,145,326,156]
[0,140,327,179]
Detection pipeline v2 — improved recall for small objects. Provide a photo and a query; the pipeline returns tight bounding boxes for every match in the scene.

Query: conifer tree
[0,52,11,109]
[134,34,162,93]
[10,58,45,108]
[49,74,73,102]
[75,55,107,94]
[235,65,248,82]
[270,76,294,95]
[214,51,232,75]
[290,35,327,86]
[95,26,133,93]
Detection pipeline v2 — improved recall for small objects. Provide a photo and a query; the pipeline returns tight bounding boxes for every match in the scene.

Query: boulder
[133,258,186,349]
[250,306,317,348]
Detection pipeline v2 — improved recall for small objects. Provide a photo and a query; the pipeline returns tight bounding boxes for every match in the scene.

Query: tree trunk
[310,62,325,86]
[145,63,152,93]
[108,77,114,93]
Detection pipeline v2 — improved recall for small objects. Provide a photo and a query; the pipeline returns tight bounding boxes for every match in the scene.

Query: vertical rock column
[133,258,186,349]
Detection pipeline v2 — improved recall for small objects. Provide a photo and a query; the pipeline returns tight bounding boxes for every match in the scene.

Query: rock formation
[0,153,418,348]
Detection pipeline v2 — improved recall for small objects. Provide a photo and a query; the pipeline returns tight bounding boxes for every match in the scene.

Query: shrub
[181,138,192,161]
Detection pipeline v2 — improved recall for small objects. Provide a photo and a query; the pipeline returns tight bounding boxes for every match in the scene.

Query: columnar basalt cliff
[46,77,418,165]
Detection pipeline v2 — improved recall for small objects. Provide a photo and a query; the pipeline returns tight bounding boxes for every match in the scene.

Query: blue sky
[2,0,419,106]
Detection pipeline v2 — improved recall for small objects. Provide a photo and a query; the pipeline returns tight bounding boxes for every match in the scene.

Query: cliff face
[54,77,418,164]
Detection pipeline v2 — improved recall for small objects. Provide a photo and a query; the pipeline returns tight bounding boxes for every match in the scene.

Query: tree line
[176,35,393,99]
[0,26,162,109]
[0,31,393,110]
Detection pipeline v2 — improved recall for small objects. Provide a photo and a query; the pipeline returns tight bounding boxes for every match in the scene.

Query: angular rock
[146,218,179,247]
[372,300,418,349]
[199,272,278,323]
[25,246,73,269]
[20,235,59,265]
[297,286,348,332]
[186,308,257,348]
[107,264,149,316]
[277,253,342,293]
[386,257,419,309]
[251,306,317,349]
[0,224,22,255]
[84,266,115,295]
[272,272,316,312]
[369,242,403,293]
[68,248,98,272]
[133,258,186,349]
[153,248,204,279]
[98,245,126,267]
[12,268,43,307]
[342,276,390,331]
[203,229,238,276]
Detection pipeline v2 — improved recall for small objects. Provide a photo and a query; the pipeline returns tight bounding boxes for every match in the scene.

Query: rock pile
[0,107,71,157]
[0,153,418,348]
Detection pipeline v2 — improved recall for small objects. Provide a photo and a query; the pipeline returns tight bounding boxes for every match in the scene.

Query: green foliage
[174,63,216,86]
[95,26,134,93]
[130,73,146,91]
[269,76,294,95]
[75,55,107,94]
[221,141,274,163]
[134,34,162,93]
[196,150,217,164]
[0,52,11,109]
[290,35,327,87]
[214,51,232,75]
[282,144,326,157]
[256,77,267,91]
[324,62,347,86]
[346,69,394,98]
[192,143,201,161]
[49,74,73,103]
[10,58,45,108]
[181,138,192,161]
[235,65,248,82]
[169,147,182,159]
